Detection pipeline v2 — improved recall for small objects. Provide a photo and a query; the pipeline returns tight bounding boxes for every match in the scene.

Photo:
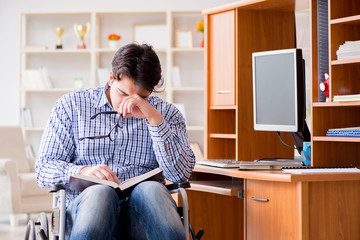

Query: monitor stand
[290,121,311,155]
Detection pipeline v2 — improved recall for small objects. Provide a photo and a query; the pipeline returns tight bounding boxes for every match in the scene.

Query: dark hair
[112,43,163,92]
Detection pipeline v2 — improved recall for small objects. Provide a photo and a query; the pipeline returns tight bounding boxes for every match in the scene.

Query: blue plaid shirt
[35,86,195,206]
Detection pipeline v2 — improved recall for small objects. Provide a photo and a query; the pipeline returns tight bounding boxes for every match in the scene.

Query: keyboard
[198,159,240,168]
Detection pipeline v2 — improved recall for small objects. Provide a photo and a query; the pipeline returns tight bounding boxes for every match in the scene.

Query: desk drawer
[245,180,300,240]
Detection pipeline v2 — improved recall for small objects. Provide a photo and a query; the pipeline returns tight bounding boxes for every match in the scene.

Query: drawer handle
[217,90,231,94]
[250,197,269,202]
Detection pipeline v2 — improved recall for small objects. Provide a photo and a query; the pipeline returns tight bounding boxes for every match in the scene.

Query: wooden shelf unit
[19,11,205,155]
[204,1,296,163]
[311,0,360,167]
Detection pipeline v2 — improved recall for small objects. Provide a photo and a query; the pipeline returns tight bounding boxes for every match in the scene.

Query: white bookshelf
[20,10,205,156]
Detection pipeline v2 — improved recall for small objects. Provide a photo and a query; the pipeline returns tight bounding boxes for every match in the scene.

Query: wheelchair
[25,182,204,240]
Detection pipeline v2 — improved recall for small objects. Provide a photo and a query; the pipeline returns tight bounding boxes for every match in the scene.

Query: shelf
[187,126,204,131]
[22,88,75,93]
[313,102,360,107]
[330,15,360,25]
[23,127,45,132]
[209,133,236,139]
[209,105,237,110]
[22,49,91,54]
[332,58,360,65]
[189,180,243,196]
[313,136,360,142]
[95,48,118,53]
[172,87,204,91]
[171,47,204,52]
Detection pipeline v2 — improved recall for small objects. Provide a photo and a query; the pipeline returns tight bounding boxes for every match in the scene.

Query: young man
[35,43,195,239]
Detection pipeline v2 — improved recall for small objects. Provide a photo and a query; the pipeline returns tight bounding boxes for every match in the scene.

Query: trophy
[55,27,64,49]
[73,23,90,49]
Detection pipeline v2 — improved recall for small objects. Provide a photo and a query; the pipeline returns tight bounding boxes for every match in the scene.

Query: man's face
[108,75,151,111]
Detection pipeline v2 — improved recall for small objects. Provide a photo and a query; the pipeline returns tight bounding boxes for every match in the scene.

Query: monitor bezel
[252,48,305,133]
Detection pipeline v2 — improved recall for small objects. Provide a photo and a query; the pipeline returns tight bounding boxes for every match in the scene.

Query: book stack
[336,40,360,60]
[333,94,360,102]
[326,127,360,137]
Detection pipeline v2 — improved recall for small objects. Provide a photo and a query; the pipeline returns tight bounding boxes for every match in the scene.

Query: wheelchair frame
[25,182,204,240]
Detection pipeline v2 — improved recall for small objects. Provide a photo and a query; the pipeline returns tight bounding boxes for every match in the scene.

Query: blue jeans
[65,181,186,240]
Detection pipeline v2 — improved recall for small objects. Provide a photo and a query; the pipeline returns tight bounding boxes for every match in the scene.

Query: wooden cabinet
[19,11,205,156]
[245,180,300,240]
[190,165,360,240]
[311,0,360,167]
[208,10,236,107]
[204,1,295,163]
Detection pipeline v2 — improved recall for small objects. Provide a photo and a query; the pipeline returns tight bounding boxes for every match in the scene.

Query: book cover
[69,168,163,192]
[39,66,53,89]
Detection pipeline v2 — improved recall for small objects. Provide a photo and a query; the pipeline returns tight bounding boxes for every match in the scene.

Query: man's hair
[112,43,163,92]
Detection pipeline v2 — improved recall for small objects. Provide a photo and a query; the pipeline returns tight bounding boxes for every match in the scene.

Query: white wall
[0,0,237,126]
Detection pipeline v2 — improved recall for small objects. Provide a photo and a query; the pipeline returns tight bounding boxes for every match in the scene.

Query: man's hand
[118,94,163,125]
[80,165,120,185]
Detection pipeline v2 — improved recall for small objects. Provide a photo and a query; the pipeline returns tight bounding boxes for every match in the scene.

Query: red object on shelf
[320,73,329,98]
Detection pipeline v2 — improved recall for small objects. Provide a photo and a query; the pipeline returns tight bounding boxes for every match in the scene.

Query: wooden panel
[206,138,236,159]
[208,109,236,134]
[312,141,360,167]
[308,181,360,239]
[187,190,244,240]
[330,23,360,61]
[312,106,360,136]
[235,9,296,161]
[245,180,300,240]
[329,0,360,20]
[208,10,236,106]
[331,63,360,96]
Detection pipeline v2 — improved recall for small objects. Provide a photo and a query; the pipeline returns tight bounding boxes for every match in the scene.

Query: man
[35,43,195,239]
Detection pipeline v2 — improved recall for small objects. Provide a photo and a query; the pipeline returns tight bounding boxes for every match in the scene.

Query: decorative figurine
[320,73,329,102]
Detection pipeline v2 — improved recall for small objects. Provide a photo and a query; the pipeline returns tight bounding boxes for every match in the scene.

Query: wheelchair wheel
[38,212,49,240]
[24,219,36,240]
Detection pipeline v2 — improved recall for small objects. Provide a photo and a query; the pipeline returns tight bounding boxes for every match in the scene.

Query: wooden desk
[188,165,360,240]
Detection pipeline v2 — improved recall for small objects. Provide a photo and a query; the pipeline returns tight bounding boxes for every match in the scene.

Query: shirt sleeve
[35,96,82,188]
[147,105,195,182]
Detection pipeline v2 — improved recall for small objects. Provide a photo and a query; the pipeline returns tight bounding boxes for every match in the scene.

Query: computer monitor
[252,48,310,155]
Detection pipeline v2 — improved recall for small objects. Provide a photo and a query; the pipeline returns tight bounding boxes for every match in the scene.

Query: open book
[69,168,163,192]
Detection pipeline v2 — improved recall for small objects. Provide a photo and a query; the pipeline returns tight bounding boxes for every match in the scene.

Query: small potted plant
[195,20,204,48]
[108,33,121,49]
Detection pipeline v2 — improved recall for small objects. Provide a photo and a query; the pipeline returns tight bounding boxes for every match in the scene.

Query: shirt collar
[94,83,112,109]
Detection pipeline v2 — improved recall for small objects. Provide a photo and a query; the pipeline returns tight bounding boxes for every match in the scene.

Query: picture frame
[176,30,192,48]
[133,24,167,49]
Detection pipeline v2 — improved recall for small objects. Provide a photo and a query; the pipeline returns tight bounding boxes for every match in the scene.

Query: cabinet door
[208,10,235,106]
[245,180,300,240]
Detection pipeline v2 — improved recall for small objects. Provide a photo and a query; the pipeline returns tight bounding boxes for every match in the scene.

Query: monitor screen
[252,48,305,133]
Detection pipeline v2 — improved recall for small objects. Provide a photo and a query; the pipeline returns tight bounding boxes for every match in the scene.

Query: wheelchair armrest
[165,181,191,191]
[50,183,65,193]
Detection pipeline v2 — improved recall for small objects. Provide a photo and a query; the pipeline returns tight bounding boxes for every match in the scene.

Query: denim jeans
[65,181,186,240]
